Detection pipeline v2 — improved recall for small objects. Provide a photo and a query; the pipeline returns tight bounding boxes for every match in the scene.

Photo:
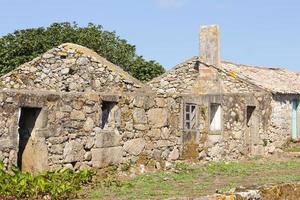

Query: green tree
[0,22,165,81]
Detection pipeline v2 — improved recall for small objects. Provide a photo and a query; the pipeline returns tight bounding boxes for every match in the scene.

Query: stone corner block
[91,147,124,168]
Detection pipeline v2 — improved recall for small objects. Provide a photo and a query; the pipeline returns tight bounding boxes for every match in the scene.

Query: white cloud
[155,0,188,8]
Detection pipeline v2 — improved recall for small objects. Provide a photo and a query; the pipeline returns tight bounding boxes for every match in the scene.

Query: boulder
[91,147,123,168]
[95,131,122,148]
[63,140,85,162]
[133,96,145,108]
[70,110,85,121]
[133,108,147,124]
[168,147,179,161]
[83,117,94,132]
[147,108,168,128]
[85,137,95,150]
[76,57,90,65]
[155,98,166,108]
[123,138,146,156]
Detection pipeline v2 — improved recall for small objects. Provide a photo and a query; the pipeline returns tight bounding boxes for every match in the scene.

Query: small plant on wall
[262,139,268,147]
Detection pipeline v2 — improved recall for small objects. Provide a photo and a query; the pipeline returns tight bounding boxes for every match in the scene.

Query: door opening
[245,105,259,155]
[292,100,299,140]
[18,107,42,171]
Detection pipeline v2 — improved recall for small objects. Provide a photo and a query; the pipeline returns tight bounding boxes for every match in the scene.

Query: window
[210,103,222,131]
[101,101,117,129]
[184,103,197,130]
[246,106,256,127]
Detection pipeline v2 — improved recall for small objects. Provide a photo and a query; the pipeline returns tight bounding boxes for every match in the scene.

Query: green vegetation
[262,138,268,147]
[218,182,239,193]
[0,22,165,81]
[0,162,93,199]
[286,146,300,152]
[88,160,300,199]
[2,160,300,199]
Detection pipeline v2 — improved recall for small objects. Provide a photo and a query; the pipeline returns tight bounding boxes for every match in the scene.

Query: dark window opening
[71,161,77,167]
[18,107,42,170]
[65,86,70,92]
[194,60,201,71]
[69,68,76,75]
[60,55,67,59]
[246,106,256,127]
[184,103,197,130]
[101,101,117,129]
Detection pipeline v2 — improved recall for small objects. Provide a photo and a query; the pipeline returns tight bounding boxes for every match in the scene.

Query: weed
[218,182,239,193]
[175,162,191,171]
[205,162,251,177]
[0,162,93,199]
[262,139,268,147]
[88,160,300,199]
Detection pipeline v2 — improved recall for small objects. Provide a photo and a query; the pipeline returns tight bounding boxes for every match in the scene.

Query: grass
[285,146,300,152]
[87,160,300,200]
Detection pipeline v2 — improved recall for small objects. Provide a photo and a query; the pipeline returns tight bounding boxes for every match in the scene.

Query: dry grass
[83,159,300,200]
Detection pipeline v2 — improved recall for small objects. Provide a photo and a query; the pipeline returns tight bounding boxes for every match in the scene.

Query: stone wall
[0,43,145,93]
[0,37,297,173]
[148,57,264,96]
[0,87,293,172]
[262,94,300,154]
[148,57,200,95]
[0,90,183,171]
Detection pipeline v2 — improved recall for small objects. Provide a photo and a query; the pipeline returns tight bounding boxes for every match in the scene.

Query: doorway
[245,106,259,155]
[18,107,42,171]
[292,100,299,140]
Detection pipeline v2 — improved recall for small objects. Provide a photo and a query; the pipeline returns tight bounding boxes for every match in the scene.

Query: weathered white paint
[210,104,221,131]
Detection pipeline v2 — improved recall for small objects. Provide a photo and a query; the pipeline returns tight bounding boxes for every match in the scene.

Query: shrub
[0,162,93,199]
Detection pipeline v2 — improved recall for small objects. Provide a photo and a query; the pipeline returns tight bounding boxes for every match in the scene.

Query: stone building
[0,25,299,173]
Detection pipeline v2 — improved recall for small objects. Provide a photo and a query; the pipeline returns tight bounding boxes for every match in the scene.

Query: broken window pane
[184,103,197,130]
[186,105,190,112]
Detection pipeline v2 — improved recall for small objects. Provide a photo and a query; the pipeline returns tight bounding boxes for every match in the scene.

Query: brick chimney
[199,25,220,67]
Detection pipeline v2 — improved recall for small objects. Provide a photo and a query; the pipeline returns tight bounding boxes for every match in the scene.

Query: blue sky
[1,0,300,72]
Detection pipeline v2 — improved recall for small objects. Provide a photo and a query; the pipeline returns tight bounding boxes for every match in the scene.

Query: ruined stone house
[0,25,299,173]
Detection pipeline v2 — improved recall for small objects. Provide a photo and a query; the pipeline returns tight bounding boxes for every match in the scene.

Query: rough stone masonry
[0,25,299,173]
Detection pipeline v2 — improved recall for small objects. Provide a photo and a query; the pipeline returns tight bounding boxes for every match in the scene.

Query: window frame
[184,103,198,131]
[209,103,222,133]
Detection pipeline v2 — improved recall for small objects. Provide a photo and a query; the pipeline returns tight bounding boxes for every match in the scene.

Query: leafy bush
[0,162,93,199]
[0,22,165,81]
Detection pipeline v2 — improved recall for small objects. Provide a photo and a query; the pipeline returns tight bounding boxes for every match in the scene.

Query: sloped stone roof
[147,57,200,94]
[0,43,146,93]
[148,57,300,95]
[220,61,300,94]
